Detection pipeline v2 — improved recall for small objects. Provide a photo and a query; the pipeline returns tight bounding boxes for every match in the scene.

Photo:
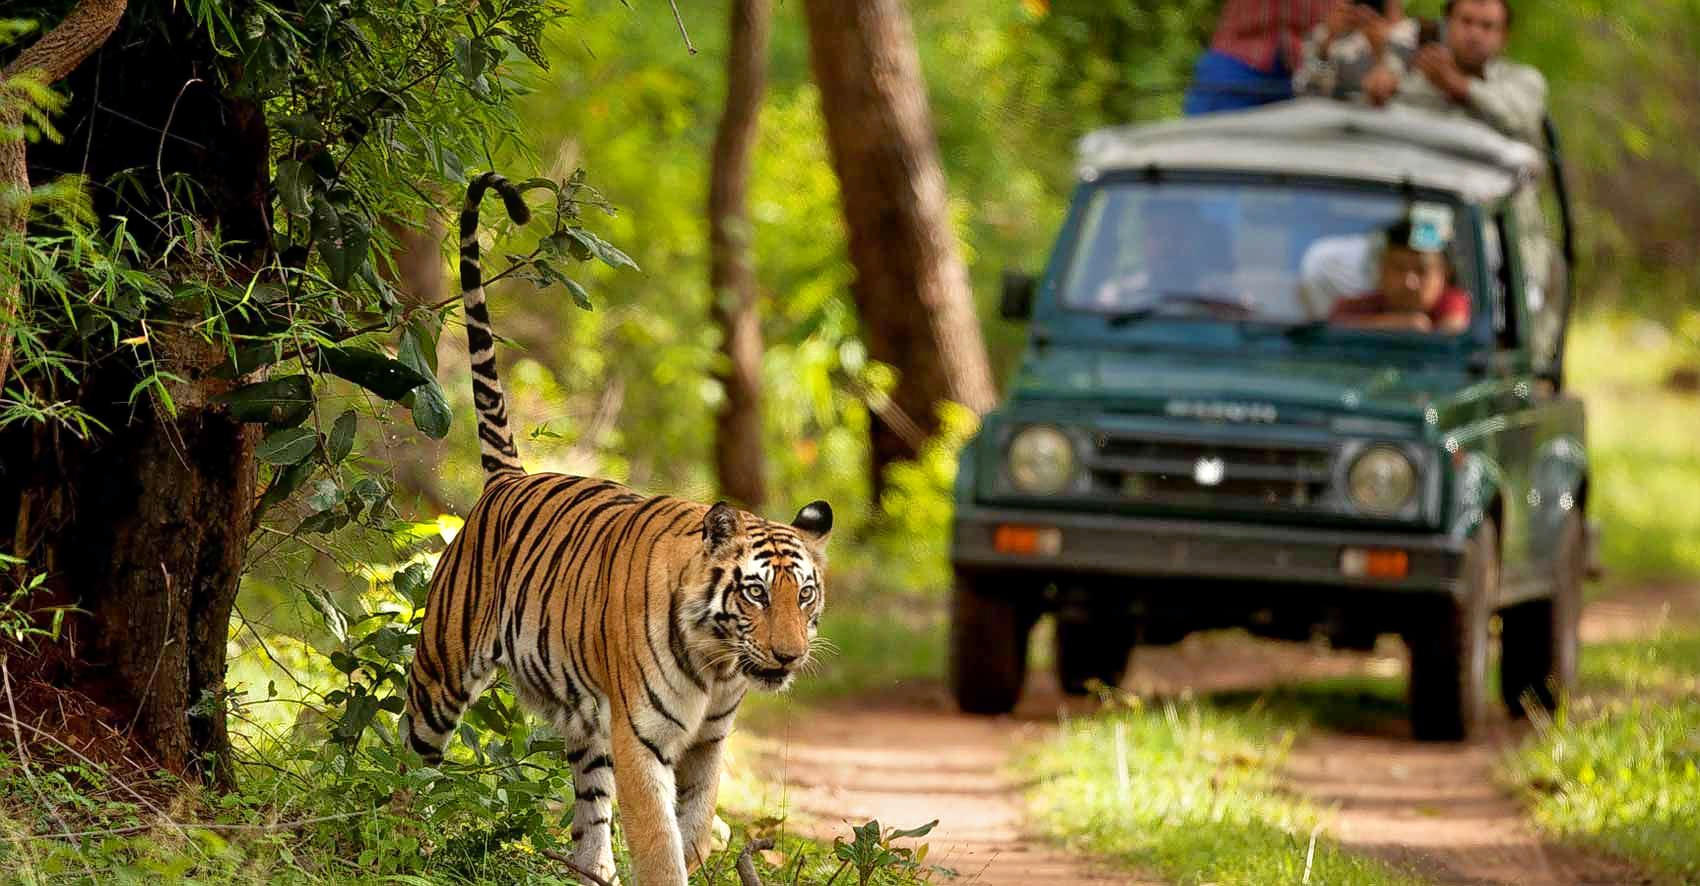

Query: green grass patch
[1507,625,1700,881]
[1022,697,1421,885]
[1568,315,1700,581]
[1577,627,1700,696]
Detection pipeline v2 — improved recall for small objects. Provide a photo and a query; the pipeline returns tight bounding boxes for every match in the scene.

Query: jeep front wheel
[949,572,1035,715]
[1405,519,1496,741]
[1500,511,1583,715]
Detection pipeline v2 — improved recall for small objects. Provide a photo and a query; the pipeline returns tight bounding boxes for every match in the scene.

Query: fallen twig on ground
[737,837,775,886]
[540,848,615,886]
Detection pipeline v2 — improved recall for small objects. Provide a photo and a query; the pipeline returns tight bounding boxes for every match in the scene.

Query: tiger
[402,171,832,886]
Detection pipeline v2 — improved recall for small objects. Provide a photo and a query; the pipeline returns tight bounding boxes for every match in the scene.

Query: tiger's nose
[773,649,802,666]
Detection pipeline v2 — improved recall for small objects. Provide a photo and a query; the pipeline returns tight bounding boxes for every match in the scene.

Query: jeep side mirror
[1000,271,1037,320]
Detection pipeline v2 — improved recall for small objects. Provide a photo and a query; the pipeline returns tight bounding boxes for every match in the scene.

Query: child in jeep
[1328,217,1471,333]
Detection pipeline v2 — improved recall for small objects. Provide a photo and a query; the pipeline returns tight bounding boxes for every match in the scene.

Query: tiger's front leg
[611,715,688,885]
[675,733,728,873]
[677,687,742,871]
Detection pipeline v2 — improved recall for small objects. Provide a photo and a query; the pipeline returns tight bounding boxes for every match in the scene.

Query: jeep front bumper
[952,506,1466,595]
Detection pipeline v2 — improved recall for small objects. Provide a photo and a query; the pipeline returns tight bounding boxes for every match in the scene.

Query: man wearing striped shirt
[1185,0,1332,115]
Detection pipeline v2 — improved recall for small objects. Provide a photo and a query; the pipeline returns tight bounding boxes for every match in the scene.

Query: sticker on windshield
[1407,202,1454,253]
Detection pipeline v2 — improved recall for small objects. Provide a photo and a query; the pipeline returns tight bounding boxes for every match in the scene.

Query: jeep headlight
[1007,426,1075,495]
[1347,445,1417,514]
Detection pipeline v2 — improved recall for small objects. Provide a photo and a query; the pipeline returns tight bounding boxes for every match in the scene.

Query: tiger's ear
[791,500,832,556]
[704,501,741,555]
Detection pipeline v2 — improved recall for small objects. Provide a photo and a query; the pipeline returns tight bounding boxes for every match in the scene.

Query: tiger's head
[688,499,832,692]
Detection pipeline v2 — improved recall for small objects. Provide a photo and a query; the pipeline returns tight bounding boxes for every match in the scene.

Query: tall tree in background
[802,0,997,496]
[708,0,772,509]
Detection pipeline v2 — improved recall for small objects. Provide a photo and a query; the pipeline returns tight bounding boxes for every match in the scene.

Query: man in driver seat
[1329,216,1471,333]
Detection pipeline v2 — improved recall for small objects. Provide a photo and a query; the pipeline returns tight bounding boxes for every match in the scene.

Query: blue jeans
[1183,50,1294,116]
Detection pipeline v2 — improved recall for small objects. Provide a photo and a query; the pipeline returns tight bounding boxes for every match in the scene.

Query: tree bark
[1,5,268,787]
[801,0,997,496]
[10,337,258,786]
[707,0,773,510]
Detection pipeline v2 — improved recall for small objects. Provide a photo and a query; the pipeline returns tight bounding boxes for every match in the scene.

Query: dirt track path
[744,590,1692,885]
[744,675,1140,884]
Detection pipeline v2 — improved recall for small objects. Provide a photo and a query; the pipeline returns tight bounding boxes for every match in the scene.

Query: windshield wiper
[1104,290,1252,326]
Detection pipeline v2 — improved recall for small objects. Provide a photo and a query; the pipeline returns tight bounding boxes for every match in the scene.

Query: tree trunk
[7,340,258,786]
[801,0,997,497]
[1,5,269,787]
[384,213,448,310]
[708,0,773,510]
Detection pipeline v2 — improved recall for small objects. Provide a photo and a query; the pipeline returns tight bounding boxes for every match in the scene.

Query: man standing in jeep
[1390,0,1546,145]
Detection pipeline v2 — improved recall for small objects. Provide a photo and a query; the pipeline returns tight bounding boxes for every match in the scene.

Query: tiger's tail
[459,172,532,484]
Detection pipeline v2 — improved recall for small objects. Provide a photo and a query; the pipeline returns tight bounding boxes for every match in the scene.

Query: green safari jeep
[949,100,1589,741]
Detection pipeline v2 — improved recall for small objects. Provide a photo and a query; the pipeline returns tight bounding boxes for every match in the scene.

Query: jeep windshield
[1056,179,1481,343]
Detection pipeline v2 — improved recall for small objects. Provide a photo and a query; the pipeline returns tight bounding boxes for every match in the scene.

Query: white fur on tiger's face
[684,501,829,692]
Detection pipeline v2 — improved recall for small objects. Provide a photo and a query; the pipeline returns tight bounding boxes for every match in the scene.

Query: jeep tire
[949,571,1034,715]
[1500,511,1583,716]
[1406,519,1496,741]
[1054,616,1133,696]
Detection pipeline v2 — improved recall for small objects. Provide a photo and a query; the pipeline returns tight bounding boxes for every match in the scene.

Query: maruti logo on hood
[1165,400,1279,423]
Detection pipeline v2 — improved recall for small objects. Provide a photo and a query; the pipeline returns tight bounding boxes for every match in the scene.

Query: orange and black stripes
[402,170,835,886]
[459,171,530,483]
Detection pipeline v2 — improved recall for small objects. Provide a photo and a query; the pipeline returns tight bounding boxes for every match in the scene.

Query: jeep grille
[1088,434,1334,510]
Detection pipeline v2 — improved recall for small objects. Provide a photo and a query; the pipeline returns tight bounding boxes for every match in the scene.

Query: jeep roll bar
[1541,115,1577,390]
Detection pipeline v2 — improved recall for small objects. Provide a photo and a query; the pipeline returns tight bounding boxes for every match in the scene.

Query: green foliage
[0,554,76,647]
[1508,626,1700,880]
[831,818,939,886]
[7,0,632,517]
[1566,314,1700,580]
[1022,695,1421,885]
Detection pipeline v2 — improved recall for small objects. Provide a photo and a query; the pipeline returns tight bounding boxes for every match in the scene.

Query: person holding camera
[1390,0,1546,145]
[1293,0,1419,104]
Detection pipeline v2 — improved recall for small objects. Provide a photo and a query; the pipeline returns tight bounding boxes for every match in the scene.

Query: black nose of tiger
[773,650,801,667]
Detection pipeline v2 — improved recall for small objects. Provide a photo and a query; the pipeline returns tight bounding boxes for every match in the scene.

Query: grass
[1567,314,1700,582]
[0,754,934,886]
[1506,625,1700,882]
[1021,694,1422,886]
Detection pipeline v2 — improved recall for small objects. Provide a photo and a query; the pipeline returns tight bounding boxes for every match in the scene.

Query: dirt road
[743,592,1690,884]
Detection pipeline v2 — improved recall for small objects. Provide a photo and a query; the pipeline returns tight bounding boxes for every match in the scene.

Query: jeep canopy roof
[1078,99,1544,203]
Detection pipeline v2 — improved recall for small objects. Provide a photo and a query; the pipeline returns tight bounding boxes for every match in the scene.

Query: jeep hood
[1009,348,1477,419]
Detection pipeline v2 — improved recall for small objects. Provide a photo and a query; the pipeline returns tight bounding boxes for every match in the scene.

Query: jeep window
[1058,181,1479,336]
